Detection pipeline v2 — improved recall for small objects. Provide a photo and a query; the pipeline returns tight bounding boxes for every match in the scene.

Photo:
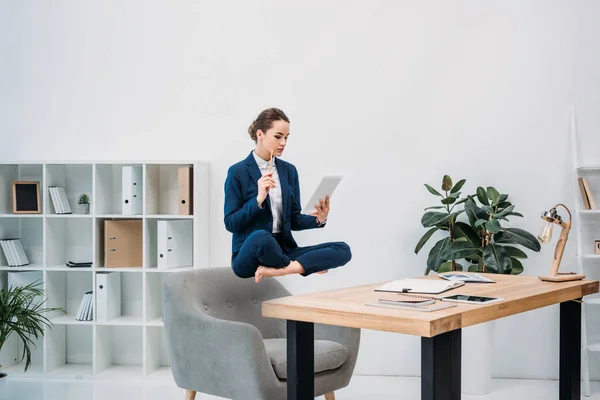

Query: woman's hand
[310,195,330,224]
[257,171,275,207]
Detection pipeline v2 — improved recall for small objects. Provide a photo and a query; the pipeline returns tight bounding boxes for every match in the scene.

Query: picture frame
[12,181,41,214]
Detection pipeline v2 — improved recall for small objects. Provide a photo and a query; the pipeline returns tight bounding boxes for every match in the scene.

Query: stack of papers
[439,273,495,283]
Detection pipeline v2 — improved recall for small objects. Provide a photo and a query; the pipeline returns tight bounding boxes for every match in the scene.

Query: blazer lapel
[245,151,270,209]
[275,157,289,220]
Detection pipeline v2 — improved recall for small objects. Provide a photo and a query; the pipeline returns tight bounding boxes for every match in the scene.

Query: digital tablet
[301,175,343,214]
[439,294,504,305]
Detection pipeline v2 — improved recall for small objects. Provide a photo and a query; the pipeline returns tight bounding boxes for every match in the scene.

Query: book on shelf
[578,177,597,210]
[75,291,93,321]
[49,186,72,214]
[66,260,92,268]
[0,238,30,266]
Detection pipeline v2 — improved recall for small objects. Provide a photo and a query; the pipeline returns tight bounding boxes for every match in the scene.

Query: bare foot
[254,261,305,283]
[316,270,329,275]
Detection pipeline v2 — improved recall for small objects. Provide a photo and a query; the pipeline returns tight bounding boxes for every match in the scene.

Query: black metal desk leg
[422,329,461,400]
[287,320,314,400]
[560,300,581,400]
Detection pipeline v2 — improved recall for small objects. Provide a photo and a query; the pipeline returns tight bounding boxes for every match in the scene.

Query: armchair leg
[325,392,335,400]
[185,390,196,400]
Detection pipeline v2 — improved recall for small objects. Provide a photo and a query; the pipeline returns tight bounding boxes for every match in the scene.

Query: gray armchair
[163,267,361,400]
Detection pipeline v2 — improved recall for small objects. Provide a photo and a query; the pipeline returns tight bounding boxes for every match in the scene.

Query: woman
[224,107,352,282]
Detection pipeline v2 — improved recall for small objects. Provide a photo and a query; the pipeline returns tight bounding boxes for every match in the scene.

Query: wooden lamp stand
[538,203,585,282]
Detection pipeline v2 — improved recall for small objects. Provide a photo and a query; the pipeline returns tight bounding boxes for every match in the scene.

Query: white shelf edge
[94,365,144,379]
[146,317,164,326]
[0,264,44,271]
[144,214,194,219]
[145,266,194,273]
[50,315,94,325]
[584,298,600,305]
[46,363,94,378]
[587,343,600,352]
[96,316,144,326]
[0,214,43,218]
[582,254,600,259]
[578,210,600,214]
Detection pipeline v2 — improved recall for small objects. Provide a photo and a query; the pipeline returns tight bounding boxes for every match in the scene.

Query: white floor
[0,375,598,400]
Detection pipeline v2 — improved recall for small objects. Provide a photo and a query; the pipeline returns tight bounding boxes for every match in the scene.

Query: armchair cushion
[263,338,348,379]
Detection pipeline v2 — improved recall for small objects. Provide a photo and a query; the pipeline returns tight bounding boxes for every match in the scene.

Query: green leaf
[424,267,431,275]
[501,246,528,259]
[495,228,541,252]
[499,194,509,203]
[506,212,524,218]
[439,261,464,273]
[441,197,456,205]
[483,243,512,274]
[465,255,481,264]
[487,187,501,205]
[425,184,442,197]
[476,187,489,205]
[442,175,453,191]
[485,219,502,234]
[497,201,512,209]
[475,219,487,228]
[468,263,481,272]
[451,179,466,194]
[465,198,489,226]
[453,221,481,245]
[510,258,524,275]
[427,238,451,272]
[438,261,453,273]
[421,212,448,228]
[441,241,480,260]
[481,205,494,214]
[494,205,515,219]
[424,206,445,210]
[415,227,440,254]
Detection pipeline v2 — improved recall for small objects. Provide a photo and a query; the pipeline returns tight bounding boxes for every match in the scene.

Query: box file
[122,166,143,215]
[157,220,193,270]
[104,220,143,268]
[178,167,193,215]
[96,272,121,322]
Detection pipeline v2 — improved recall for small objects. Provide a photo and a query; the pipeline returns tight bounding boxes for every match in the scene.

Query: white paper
[301,175,343,215]
[375,278,464,294]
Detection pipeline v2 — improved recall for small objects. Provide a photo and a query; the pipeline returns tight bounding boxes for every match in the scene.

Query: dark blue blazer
[224,151,322,255]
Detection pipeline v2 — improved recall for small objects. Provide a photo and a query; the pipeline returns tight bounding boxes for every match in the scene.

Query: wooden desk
[262,274,599,400]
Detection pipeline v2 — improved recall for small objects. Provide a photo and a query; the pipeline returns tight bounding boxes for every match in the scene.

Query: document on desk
[375,278,464,294]
[365,301,457,312]
[301,175,343,215]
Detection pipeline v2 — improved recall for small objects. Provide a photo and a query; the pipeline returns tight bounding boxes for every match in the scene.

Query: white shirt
[253,151,283,233]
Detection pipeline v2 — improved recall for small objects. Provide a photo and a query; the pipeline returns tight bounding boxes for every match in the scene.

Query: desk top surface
[261,274,599,337]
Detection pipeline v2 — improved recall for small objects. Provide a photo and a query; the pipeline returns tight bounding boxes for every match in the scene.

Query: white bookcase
[0,161,209,380]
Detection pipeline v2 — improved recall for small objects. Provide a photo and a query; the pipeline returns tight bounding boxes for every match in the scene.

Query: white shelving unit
[0,161,209,380]
[570,109,600,397]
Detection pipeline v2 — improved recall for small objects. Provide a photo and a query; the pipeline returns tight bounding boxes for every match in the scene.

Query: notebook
[375,278,464,294]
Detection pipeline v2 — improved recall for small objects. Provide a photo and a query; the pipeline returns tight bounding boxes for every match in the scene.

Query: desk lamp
[537,203,585,282]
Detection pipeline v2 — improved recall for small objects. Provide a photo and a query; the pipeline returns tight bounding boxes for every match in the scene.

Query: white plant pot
[462,321,494,395]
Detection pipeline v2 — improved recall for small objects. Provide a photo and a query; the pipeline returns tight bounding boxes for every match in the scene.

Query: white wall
[1,0,600,380]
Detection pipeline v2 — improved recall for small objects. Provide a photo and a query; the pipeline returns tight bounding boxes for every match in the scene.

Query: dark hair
[248,108,290,142]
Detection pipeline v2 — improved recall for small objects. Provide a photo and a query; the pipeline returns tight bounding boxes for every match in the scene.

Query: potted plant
[78,193,90,214]
[415,176,541,395]
[0,281,64,377]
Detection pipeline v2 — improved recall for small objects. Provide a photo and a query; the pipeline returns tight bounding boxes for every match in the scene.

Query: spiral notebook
[375,278,464,294]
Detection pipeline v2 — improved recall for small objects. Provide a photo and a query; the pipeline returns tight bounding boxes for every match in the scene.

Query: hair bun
[248,121,257,140]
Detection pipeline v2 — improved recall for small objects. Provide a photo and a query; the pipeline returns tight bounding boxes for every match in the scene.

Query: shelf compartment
[46,217,93,268]
[94,271,143,324]
[145,164,193,216]
[45,270,93,322]
[144,218,193,269]
[45,164,92,215]
[145,326,170,376]
[0,315,44,375]
[94,325,143,377]
[95,218,143,269]
[45,324,93,376]
[94,164,143,215]
[145,273,165,323]
[0,217,43,267]
[0,164,43,215]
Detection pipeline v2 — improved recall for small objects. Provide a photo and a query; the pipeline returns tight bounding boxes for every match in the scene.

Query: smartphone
[439,294,504,304]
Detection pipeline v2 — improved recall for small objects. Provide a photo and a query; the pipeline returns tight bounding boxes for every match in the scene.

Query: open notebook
[375,278,464,294]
